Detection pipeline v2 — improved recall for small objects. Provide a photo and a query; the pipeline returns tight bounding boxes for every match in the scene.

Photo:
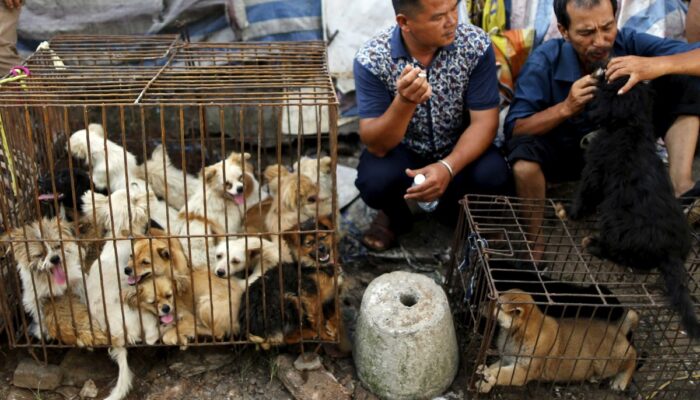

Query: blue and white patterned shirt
[354,23,499,158]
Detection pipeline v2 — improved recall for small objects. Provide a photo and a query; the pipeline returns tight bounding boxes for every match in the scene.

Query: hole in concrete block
[400,293,418,307]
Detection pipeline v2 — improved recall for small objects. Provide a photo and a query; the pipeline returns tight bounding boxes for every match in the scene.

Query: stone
[276,355,351,400]
[168,348,233,378]
[13,358,63,391]
[293,353,322,371]
[79,379,99,398]
[55,385,81,400]
[59,349,117,386]
[7,387,63,400]
[354,271,459,400]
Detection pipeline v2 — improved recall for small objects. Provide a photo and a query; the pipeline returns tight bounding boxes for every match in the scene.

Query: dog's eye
[304,240,314,247]
[225,181,233,190]
[307,196,316,203]
[232,258,241,264]
[216,254,223,260]
[147,299,155,304]
[166,293,172,299]
[142,259,150,265]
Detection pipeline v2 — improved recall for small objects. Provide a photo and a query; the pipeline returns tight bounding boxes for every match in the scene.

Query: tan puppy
[263,164,331,233]
[123,274,206,347]
[476,289,638,393]
[191,269,245,340]
[42,293,112,347]
[125,229,190,286]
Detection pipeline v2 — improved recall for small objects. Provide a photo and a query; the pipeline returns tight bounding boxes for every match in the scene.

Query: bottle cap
[414,174,426,185]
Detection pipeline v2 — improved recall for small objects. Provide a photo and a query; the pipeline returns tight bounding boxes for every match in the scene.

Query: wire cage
[0,35,342,354]
[447,195,700,400]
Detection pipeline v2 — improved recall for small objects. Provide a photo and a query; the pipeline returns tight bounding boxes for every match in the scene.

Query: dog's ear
[203,165,218,184]
[264,164,289,195]
[173,272,191,294]
[319,156,332,174]
[168,238,190,273]
[123,286,139,307]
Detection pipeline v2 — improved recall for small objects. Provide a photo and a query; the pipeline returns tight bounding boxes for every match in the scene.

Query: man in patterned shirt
[353,0,510,251]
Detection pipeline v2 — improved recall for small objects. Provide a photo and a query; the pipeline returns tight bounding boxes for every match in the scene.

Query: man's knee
[355,160,410,208]
[512,159,543,182]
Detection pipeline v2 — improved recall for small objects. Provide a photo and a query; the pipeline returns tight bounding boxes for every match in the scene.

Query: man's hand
[3,0,22,9]
[396,65,432,105]
[404,163,450,202]
[561,74,598,117]
[606,55,662,95]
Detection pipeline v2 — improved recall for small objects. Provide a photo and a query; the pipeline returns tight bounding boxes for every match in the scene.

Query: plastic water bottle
[413,174,438,212]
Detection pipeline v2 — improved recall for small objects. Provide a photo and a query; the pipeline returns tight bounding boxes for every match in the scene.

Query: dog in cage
[68,123,141,192]
[1,217,84,340]
[239,215,343,349]
[175,151,260,270]
[556,72,700,338]
[125,228,191,286]
[475,289,638,393]
[138,144,202,210]
[37,168,108,221]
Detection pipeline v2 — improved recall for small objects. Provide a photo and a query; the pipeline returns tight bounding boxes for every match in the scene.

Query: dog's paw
[581,236,593,249]
[474,364,497,393]
[610,374,630,391]
[554,202,568,220]
[162,330,179,346]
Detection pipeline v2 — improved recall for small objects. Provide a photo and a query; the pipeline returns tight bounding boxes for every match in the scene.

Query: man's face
[401,0,460,49]
[559,0,617,71]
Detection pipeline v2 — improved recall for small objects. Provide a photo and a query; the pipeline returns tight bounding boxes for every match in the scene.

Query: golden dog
[476,289,637,393]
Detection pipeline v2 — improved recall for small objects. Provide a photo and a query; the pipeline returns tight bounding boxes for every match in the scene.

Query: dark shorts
[507,74,700,182]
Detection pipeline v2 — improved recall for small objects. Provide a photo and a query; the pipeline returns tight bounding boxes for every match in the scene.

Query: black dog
[488,260,625,321]
[561,74,700,338]
[238,217,341,348]
[37,168,108,220]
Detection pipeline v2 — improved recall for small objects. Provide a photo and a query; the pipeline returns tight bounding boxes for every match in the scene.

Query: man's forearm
[359,95,418,157]
[657,48,700,76]
[512,102,571,136]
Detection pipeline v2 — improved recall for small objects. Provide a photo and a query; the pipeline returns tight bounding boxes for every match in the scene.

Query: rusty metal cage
[447,195,700,399]
[0,35,341,354]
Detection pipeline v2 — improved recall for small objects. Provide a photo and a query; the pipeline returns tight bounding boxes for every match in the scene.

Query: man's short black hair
[554,0,618,29]
[392,0,424,16]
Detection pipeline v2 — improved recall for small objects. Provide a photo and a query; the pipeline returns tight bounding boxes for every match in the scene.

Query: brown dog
[42,294,112,347]
[476,289,637,393]
[125,228,190,286]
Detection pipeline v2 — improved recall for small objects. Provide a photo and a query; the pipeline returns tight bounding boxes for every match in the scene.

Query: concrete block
[354,271,458,400]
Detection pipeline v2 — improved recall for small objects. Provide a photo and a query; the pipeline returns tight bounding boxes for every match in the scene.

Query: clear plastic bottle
[413,174,438,212]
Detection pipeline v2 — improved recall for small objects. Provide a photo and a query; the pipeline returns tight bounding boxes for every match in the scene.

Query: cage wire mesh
[447,195,700,400]
[0,35,342,352]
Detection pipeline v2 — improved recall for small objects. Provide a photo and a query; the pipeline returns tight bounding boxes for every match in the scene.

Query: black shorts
[507,74,700,182]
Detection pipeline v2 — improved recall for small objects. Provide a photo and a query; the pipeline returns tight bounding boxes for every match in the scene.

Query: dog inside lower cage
[447,195,700,400]
[0,37,346,399]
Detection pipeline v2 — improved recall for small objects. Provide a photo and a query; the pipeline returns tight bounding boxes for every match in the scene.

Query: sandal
[361,211,396,251]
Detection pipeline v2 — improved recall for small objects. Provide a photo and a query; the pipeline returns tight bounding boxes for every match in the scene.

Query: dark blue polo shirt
[504,28,700,141]
[354,23,499,158]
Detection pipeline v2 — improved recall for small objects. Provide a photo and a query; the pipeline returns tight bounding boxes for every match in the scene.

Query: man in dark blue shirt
[353,0,510,251]
[505,0,700,258]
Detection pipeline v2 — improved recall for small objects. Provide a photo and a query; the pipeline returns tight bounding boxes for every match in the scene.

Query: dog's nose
[50,255,61,265]
[318,244,327,253]
[124,267,132,275]
[216,269,226,277]
[236,186,244,194]
[161,304,171,314]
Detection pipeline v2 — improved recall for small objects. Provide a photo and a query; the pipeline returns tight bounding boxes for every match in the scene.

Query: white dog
[2,218,83,339]
[212,237,277,283]
[177,152,259,270]
[68,123,141,192]
[137,144,202,210]
[81,185,160,400]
